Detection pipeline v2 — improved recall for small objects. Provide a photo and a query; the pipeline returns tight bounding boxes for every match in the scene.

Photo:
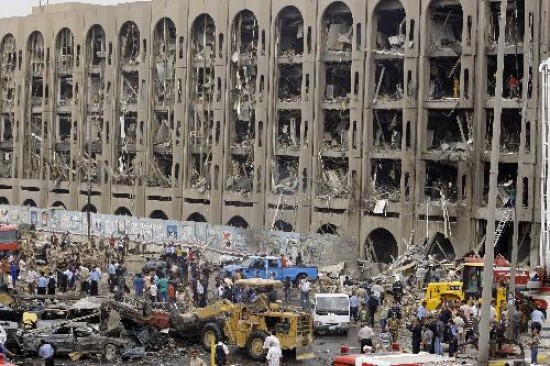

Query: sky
[4,0,137,18]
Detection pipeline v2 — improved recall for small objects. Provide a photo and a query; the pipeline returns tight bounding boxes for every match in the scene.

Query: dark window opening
[321,2,353,54]
[425,161,459,203]
[373,110,402,152]
[429,56,461,99]
[276,7,304,56]
[372,159,402,202]
[373,59,404,101]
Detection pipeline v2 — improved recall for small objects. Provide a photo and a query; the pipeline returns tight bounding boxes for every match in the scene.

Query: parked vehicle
[221,256,318,283]
[313,293,350,335]
[20,322,128,361]
[0,225,19,253]
[333,353,455,366]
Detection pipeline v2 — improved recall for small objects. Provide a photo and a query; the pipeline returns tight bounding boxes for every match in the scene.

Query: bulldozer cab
[221,298,313,361]
[463,262,484,300]
[225,306,313,359]
[424,262,507,318]
[200,283,313,361]
[424,281,463,310]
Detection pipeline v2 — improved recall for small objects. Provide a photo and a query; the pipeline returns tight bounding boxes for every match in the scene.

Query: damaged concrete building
[0,0,549,265]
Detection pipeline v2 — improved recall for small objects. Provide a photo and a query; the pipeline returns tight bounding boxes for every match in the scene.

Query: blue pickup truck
[221,256,318,283]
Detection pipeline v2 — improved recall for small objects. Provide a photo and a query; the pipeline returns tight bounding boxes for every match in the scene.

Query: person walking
[38,340,55,366]
[89,266,101,296]
[358,322,374,354]
[366,291,379,327]
[531,306,545,331]
[37,272,48,295]
[298,276,310,310]
[134,273,144,297]
[407,319,423,354]
[350,293,360,323]
[283,276,291,303]
[528,328,541,365]
[266,339,283,366]
[214,340,229,366]
[156,275,169,303]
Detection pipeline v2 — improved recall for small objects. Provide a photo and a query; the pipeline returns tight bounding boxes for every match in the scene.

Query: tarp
[70,297,106,310]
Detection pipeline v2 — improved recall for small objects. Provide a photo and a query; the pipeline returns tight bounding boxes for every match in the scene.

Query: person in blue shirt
[89,267,102,296]
[417,301,428,320]
[134,273,144,297]
[38,339,55,366]
[37,272,48,295]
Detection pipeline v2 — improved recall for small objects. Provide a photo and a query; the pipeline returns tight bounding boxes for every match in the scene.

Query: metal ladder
[493,209,513,248]
[475,209,512,253]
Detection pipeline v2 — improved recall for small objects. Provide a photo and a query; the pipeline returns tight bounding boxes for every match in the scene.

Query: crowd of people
[348,276,547,364]
[3,229,549,366]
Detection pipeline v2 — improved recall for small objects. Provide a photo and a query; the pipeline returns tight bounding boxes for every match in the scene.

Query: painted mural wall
[0,205,358,268]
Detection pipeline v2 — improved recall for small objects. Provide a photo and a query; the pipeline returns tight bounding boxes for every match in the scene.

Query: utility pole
[478,0,507,364]
[86,117,92,244]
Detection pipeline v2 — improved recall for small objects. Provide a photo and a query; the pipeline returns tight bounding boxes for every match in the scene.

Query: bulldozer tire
[246,331,267,361]
[201,322,222,352]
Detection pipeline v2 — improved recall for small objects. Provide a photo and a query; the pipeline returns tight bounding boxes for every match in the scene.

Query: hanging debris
[317,157,349,199]
[272,156,299,194]
[371,159,401,202]
[427,110,473,161]
[373,110,402,152]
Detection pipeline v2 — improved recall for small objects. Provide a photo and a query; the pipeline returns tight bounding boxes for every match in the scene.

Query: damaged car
[20,322,129,361]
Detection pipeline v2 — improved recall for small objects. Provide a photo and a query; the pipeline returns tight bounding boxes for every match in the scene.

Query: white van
[313,293,351,335]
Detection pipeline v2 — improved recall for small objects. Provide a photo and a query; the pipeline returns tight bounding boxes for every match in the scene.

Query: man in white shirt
[471,301,479,319]
[357,323,374,354]
[263,332,279,351]
[459,300,472,319]
[26,266,38,294]
[531,307,546,331]
[299,277,310,310]
[266,339,282,366]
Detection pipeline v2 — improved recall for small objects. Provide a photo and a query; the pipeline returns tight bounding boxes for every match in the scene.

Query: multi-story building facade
[0,0,547,264]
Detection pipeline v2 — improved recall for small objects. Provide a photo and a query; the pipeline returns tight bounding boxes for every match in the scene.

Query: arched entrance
[273,220,293,233]
[81,204,97,213]
[427,232,456,260]
[23,199,37,207]
[150,210,168,220]
[227,216,249,229]
[366,228,398,264]
[114,207,132,216]
[187,212,207,223]
[0,197,9,205]
[52,201,67,210]
[317,223,339,235]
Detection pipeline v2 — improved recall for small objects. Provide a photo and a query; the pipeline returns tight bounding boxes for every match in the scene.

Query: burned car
[20,322,128,361]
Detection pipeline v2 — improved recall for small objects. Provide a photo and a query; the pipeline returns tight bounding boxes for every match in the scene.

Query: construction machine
[112,279,314,361]
[424,258,508,317]
[199,279,314,361]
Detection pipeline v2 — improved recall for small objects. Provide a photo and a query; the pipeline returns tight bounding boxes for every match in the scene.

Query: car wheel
[104,343,119,362]
[246,331,267,361]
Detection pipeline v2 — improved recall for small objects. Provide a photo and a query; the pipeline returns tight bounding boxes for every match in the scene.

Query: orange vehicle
[0,225,19,252]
